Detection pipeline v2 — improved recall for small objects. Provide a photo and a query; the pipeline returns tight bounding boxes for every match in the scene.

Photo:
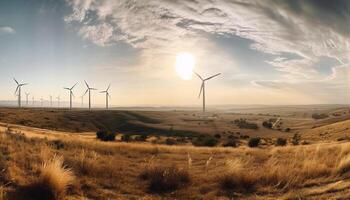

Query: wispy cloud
[64,0,350,103]
[0,26,15,35]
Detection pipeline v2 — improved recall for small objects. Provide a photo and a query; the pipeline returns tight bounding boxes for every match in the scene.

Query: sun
[175,52,196,80]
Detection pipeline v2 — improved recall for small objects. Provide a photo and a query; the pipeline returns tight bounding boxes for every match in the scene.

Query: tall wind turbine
[64,83,77,109]
[40,97,44,107]
[32,96,35,106]
[84,81,97,110]
[14,78,28,108]
[100,84,111,110]
[49,95,53,107]
[56,96,61,107]
[80,94,85,108]
[195,72,221,113]
[25,92,30,106]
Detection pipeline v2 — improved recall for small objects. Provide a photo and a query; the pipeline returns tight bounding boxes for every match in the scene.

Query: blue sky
[1,0,350,106]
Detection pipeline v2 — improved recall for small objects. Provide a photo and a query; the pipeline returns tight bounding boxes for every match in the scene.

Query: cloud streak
[0,26,15,35]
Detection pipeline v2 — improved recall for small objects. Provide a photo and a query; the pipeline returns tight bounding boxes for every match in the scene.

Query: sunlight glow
[175,52,196,80]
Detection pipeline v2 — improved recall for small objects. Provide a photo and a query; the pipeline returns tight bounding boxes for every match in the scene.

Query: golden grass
[26,156,75,200]
[4,127,350,199]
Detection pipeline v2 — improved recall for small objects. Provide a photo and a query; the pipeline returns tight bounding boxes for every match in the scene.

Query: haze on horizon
[1,0,350,107]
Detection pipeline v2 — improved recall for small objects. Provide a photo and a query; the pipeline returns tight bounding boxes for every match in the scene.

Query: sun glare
[175,52,196,80]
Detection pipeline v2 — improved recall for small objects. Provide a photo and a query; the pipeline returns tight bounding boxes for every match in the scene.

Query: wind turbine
[100,84,111,109]
[32,96,35,106]
[195,72,221,113]
[25,92,30,106]
[40,97,43,107]
[56,96,61,107]
[14,78,28,108]
[84,81,97,110]
[64,83,77,109]
[80,94,85,108]
[49,95,53,107]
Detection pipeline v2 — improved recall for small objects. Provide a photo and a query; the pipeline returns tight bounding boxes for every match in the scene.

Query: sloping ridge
[303,118,350,141]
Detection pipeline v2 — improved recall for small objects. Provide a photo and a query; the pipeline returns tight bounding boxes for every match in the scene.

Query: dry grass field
[0,105,349,199]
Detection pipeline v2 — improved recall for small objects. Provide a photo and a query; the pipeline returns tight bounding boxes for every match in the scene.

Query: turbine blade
[198,83,204,98]
[84,89,89,96]
[100,91,107,93]
[71,83,78,90]
[15,86,19,94]
[71,91,75,98]
[64,87,70,90]
[13,78,19,85]
[84,80,89,88]
[194,72,203,80]
[107,84,111,91]
[204,73,221,81]
[20,83,28,86]
[91,88,97,90]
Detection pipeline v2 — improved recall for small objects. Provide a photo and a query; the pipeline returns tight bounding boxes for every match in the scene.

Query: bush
[275,138,287,146]
[214,134,221,139]
[262,121,273,129]
[248,137,260,147]
[285,128,291,132]
[134,134,148,142]
[223,139,237,147]
[140,165,190,193]
[96,130,116,141]
[292,133,301,145]
[234,119,258,130]
[192,136,218,147]
[121,134,131,142]
[165,138,177,145]
[312,113,328,120]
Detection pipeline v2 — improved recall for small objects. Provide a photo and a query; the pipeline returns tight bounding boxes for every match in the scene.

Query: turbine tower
[25,92,30,106]
[100,84,111,109]
[40,97,43,107]
[84,81,97,110]
[56,96,61,107]
[14,78,28,108]
[64,83,77,109]
[49,95,53,107]
[80,94,85,108]
[32,96,35,106]
[195,72,221,113]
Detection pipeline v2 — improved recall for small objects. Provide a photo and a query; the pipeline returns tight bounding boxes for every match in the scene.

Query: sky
[1,0,350,107]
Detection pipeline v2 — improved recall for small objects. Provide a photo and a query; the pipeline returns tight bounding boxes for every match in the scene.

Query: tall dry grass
[26,156,75,200]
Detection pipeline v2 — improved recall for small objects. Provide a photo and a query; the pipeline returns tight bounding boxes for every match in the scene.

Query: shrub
[214,134,221,139]
[275,138,287,146]
[248,138,260,147]
[292,133,301,145]
[262,121,273,129]
[312,113,328,120]
[96,130,116,141]
[140,165,190,193]
[121,134,131,142]
[223,139,237,147]
[26,156,75,200]
[165,138,177,145]
[192,136,218,147]
[134,134,148,142]
[234,119,258,130]
[285,128,291,132]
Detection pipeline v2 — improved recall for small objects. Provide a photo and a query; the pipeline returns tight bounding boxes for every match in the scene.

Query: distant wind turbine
[32,96,35,106]
[14,78,28,108]
[100,84,111,109]
[64,83,77,109]
[80,94,85,108]
[25,92,30,106]
[56,96,61,107]
[195,72,221,113]
[49,95,53,107]
[84,81,97,110]
[40,97,43,107]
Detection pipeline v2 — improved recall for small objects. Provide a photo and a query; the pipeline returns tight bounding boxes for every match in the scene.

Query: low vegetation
[96,130,117,141]
[234,118,258,130]
[248,137,260,147]
[312,113,329,120]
